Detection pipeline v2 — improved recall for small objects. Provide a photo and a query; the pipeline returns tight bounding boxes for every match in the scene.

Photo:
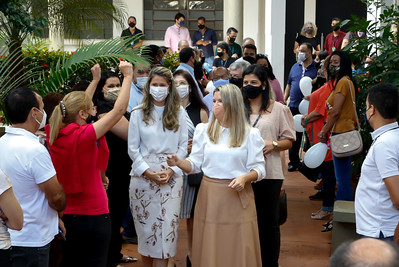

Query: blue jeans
[332,150,353,201]
[10,243,51,267]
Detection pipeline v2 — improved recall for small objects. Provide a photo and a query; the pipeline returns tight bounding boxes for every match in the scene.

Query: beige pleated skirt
[191,176,262,267]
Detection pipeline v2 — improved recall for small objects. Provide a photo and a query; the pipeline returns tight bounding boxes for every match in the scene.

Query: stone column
[223,0,243,43]
[243,0,265,53]
[264,0,286,88]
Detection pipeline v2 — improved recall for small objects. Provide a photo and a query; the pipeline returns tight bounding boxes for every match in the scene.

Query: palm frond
[0,42,41,102]
[34,35,150,95]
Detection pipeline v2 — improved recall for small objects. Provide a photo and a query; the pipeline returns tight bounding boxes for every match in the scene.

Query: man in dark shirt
[324,17,346,54]
[121,16,143,47]
[193,16,217,66]
[212,42,236,70]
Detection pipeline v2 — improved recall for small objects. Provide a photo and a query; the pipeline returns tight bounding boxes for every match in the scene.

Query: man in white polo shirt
[0,87,66,266]
[355,83,399,242]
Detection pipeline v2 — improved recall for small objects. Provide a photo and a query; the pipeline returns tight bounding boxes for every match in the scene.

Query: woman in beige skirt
[167,84,265,267]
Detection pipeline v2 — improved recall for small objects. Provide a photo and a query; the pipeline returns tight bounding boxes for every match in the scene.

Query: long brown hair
[138,66,181,132]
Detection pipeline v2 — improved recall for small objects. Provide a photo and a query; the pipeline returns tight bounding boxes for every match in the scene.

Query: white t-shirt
[355,122,399,238]
[0,168,12,249]
[0,127,58,247]
[187,123,266,180]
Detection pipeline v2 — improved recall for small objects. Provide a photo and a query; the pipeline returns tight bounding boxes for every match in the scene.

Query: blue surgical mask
[179,20,184,27]
[213,79,229,88]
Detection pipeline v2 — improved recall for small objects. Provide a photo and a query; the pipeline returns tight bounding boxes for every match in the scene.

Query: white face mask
[150,86,169,102]
[103,87,121,102]
[298,52,307,62]
[136,77,148,89]
[34,108,47,129]
[177,85,189,100]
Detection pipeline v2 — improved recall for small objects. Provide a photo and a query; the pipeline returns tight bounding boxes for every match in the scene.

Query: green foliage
[162,51,180,72]
[342,0,399,176]
[31,36,150,95]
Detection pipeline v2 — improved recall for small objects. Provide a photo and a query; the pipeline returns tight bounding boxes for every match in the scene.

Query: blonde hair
[139,66,181,132]
[300,21,318,37]
[207,84,250,147]
[49,91,92,145]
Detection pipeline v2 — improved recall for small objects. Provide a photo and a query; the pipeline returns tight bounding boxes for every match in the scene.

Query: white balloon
[299,99,310,115]
[293,114,304,132]
[304,143,328,168]
[299,76,312,97]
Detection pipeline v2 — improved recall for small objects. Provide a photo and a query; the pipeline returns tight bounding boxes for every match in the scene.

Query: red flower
[43,63,49,68]
[119,57,124,61]
[357,88,360,92]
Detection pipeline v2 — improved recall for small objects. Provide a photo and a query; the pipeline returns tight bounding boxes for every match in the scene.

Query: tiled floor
[121,153,332,267]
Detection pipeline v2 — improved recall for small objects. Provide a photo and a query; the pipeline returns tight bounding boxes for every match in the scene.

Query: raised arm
[93,61,133,140]
[85,64,102,99]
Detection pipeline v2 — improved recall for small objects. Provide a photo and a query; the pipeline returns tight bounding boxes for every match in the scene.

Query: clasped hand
[145,169,174,185]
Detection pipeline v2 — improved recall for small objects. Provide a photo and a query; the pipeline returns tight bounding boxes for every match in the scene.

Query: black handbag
[278,189,288,225]
[187,172,203,187]
[298,119,321,182]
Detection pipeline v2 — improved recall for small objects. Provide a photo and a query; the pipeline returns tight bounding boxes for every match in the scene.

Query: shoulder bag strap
[346,78,361,131]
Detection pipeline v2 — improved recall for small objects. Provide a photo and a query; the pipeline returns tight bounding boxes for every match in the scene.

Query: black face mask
[229,77,243,88]
[305,28,313,34]
[243,85,264,99]
[198,24,205,30]
[217,51,224,57]
[229,37,236,43]
[243,56,256,64]
[129,22,136,28]
[332,25,340,31]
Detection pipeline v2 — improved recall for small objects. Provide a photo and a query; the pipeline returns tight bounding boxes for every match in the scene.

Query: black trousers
[10,243,51,267]
[106,173,131,267]
[61,214,111,267]
[252,179,283,267]
[289,106,302,167]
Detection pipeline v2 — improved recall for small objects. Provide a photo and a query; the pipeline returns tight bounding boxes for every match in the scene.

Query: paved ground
[121,152,332,267]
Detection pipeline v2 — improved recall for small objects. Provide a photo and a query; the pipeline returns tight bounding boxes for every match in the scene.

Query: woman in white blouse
[242,64,295,267]
[128,66,188,267]
[167,83,265,267]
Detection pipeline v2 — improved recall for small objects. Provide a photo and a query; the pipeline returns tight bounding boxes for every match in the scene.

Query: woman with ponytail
[45,61,133,267]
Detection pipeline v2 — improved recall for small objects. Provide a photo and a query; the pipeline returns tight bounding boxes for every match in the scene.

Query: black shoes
[288,163,298,172]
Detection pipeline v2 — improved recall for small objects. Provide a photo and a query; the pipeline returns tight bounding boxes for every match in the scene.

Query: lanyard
[252,113,262,127]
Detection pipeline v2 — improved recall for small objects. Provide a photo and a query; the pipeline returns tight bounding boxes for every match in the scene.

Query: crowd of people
[0,11,398,267]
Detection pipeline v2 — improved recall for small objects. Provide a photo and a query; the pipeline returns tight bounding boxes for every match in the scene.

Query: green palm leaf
[0,42,41,102]
[34,35,151,95]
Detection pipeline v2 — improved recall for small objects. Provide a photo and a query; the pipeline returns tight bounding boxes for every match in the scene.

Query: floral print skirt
[129,154,183,259]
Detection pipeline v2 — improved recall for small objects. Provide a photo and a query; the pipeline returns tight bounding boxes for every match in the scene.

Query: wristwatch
[272,141,278,150]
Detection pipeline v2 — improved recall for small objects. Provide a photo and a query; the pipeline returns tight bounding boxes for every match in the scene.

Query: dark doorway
[284,0,305,86]
[316,0,367,51]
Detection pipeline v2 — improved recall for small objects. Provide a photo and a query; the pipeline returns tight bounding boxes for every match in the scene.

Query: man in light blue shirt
[176,47,203,97]
[128,63,150,111]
